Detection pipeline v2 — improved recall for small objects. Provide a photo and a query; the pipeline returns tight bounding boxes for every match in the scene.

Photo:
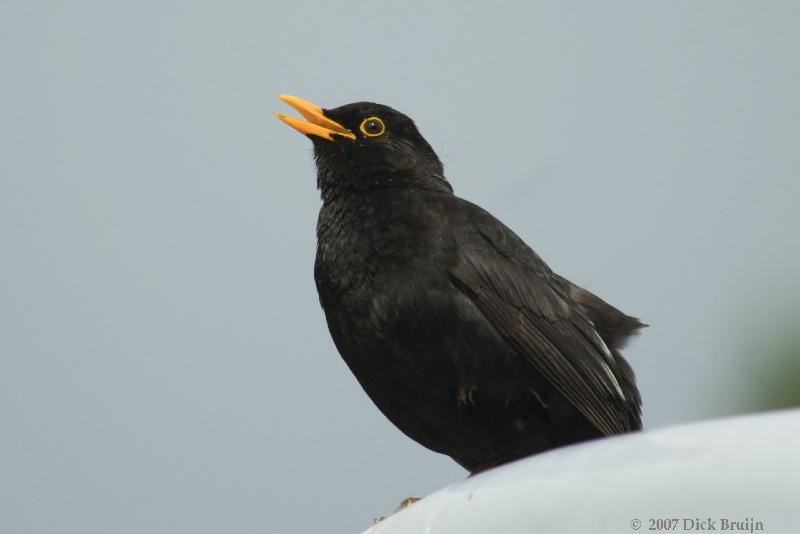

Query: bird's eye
[359,117,386,137]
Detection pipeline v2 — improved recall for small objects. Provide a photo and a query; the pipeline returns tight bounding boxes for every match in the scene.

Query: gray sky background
[2,2,799,533]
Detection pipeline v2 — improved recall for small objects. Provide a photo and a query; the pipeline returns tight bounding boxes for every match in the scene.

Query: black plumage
[276,96,644,473]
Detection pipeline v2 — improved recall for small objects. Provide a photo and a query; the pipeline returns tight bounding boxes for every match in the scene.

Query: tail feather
[554,274,646,351]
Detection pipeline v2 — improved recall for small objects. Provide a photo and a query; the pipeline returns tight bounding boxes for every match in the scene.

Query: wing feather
[445,202,639,435]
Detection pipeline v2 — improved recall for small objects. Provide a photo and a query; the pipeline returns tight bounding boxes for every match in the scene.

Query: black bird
[276,95,644,474]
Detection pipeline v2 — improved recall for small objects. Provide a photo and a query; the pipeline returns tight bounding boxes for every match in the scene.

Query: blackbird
[275,95,644,474]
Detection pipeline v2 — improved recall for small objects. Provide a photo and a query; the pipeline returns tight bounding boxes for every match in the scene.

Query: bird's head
[275,95,451,194]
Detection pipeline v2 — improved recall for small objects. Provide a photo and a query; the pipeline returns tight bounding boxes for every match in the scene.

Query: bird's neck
[316,175,450,249]
[317,169,453,203]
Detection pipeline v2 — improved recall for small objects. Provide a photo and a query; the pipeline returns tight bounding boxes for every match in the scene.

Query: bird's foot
[371,497,420,525]
[393,496,420,513]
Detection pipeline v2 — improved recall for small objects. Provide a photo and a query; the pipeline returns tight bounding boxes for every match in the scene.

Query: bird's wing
[446,201,637,435]
[553,274,646,352]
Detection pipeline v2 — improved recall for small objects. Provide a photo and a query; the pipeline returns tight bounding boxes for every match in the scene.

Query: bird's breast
[315,192,443,293]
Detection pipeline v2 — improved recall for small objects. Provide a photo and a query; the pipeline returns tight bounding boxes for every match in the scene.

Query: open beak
[274,95,356,141]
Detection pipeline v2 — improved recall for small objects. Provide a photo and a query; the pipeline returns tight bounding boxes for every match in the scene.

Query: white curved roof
[365,409,799,534]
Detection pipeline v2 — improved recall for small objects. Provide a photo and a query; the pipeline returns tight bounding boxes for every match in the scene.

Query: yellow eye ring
[359,117,386,137]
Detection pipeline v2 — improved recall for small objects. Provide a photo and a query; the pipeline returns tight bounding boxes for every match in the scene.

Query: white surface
[365,410,800,534]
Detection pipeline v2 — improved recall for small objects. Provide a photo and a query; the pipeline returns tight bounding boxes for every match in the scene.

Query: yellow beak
[274,95,356,141]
